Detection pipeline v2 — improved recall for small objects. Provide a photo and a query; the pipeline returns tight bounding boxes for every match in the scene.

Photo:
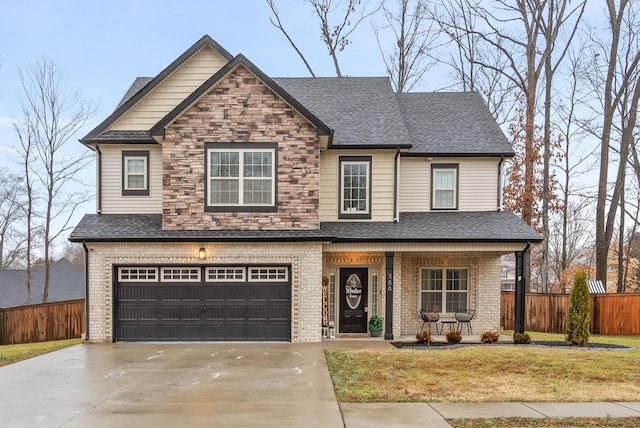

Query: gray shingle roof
[116,77,153,110]
[274,77,413,147]
[89,130,155,142]
[69,214,333,242]
[69,212,540,244]
[395,92,513,155]
[0,259,85,308]
[321,211,541,242]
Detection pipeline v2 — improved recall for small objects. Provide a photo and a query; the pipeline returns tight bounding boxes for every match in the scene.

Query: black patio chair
[455,310,475,335]
[420,309,441,334]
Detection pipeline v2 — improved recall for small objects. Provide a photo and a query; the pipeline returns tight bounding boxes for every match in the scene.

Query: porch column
[384,252,394,340]
[514,248,529,335]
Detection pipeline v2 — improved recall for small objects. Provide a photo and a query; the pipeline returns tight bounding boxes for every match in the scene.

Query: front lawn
[324,333,640,403]
[0,339,82,367]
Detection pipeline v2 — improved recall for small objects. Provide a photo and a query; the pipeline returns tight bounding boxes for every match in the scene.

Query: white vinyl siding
[109,46,228,131]
[319,150,395,221]
[399,157,499,212]
[100,145,162,214]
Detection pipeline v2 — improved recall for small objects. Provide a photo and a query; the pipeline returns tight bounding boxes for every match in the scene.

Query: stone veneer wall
[162,65,320,231]
[399,252,503,336]
[85,241,323,343]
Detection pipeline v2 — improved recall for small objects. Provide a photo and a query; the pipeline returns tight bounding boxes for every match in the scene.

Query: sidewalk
[340,402,640,427]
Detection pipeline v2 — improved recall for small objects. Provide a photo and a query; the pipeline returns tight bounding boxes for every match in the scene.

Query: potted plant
[368,315,384,337]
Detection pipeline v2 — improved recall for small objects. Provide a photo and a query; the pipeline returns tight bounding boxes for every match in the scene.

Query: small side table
[440,320,457,333]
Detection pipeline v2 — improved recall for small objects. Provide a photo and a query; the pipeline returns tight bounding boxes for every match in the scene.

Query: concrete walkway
[0,340,638,427]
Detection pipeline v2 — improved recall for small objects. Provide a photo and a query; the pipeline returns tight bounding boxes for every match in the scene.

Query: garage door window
[161,268,200,282]
[249,267,288,282]
[206,267,246,282]
[119,268,158,282]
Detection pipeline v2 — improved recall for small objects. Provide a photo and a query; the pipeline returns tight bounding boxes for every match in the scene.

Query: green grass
[0,339,82,367]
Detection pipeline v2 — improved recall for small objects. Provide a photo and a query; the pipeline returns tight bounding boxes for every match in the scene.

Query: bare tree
[17,57,94,303]
[373,0,439,92]
[587,0,640,287]
[537,0,586,292]
[13,113,38,304]
[0,169,26,269]
[430,0,517,125]
[267,0,380,77]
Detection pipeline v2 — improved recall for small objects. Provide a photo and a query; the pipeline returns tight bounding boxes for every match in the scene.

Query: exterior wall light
[199,247,206,260]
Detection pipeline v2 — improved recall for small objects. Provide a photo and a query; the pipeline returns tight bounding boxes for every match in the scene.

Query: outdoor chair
[420,309,441,334]
[455,310,475,335]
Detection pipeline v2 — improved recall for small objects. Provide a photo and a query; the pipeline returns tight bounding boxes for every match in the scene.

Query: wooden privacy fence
[0,299,85,345]
[501,292,640,335]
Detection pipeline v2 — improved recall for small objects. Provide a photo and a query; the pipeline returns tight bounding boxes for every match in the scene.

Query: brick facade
[85,241,323,343]
[398,252,503,336]
[162,65,320,231]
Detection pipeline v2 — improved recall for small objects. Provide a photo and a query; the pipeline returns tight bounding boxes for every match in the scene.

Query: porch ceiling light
[199,247,206,260]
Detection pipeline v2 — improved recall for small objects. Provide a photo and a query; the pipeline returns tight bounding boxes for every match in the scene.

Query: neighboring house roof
[321,211,541,243]
[69,212,541,244]
[588,280,606,294]
[0,259,85,308]
[395,92,513,156]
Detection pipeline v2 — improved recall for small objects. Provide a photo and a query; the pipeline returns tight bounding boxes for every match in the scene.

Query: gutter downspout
[497,156,504,211]
[82,242,90,341]
[95,144,102,214]
[514,241,531,337]
[393,149,400,222]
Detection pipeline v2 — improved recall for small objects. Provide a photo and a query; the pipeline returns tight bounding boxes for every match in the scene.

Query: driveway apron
[0,342,344,428]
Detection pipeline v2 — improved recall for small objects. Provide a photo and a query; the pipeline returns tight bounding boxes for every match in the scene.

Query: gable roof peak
[80,35,234,145]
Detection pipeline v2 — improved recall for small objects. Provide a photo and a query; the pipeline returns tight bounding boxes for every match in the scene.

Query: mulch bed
[391,341,634,350]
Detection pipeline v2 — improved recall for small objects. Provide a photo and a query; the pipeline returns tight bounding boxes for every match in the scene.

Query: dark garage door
[115,266,291,341]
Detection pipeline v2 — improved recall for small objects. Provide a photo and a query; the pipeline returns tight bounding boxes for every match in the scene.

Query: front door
[339,268,368,333]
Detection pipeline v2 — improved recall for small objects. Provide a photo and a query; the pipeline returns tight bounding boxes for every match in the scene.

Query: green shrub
[480,331,500,344]
[566,270,590,346]
[513,333,531,344]
[368,315,384,332]
[416,330,432,344]
[446,330,462,344]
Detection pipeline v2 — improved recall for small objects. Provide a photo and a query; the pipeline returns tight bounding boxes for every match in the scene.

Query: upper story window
[205,143,277,212]
[339,156,372,219]
[122,151,149,196]
[432,164,458,210]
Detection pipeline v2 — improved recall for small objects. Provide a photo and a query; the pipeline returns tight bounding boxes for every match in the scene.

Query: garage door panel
[116,267,291,341]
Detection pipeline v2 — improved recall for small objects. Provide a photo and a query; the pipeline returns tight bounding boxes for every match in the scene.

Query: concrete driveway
[0,342,344,427]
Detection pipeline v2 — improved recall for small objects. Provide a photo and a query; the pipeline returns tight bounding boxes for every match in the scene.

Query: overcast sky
[0,1,608,254]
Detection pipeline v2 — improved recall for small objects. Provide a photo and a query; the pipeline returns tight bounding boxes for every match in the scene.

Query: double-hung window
[431,164,458,210]
[122,151,149,196]
[339,156,372,219]
[420,268,468,313]
[206,143,277,211]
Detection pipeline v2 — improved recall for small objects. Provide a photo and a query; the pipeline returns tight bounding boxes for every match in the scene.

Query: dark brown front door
[339,268,368,333]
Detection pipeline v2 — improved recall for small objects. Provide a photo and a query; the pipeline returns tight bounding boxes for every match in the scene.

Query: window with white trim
[119,267,158,282]
[420,268,468,313]
[432,164,458,209]
[371,272,379,316]
[329,273,336,326]
[206,267,246,282]
[339,156,371,219]
[248,267,288,282]
[206,145,276,209]
[161,267,200,282]
[122,151,149,196]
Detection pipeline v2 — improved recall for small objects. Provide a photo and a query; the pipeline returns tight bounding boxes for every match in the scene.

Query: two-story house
[70,35,540,343]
